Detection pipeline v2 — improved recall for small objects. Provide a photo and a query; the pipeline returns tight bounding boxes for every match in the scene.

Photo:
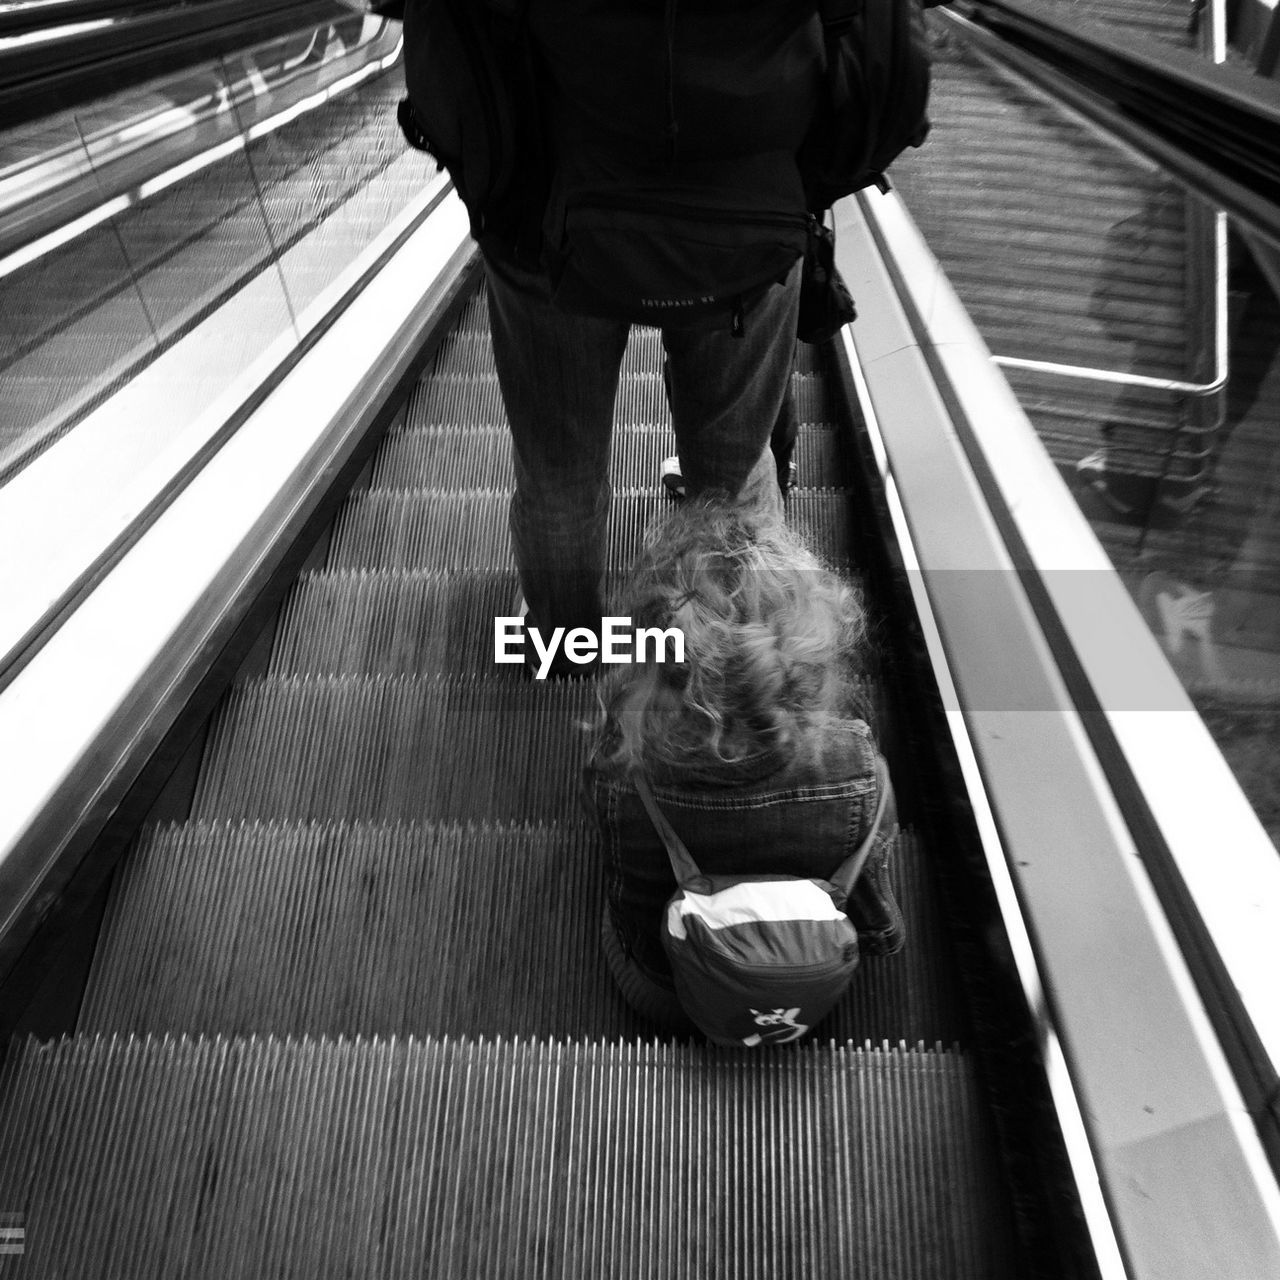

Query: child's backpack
[800,0,933,213]
[396,0,545,264]
[634,757,896,1048]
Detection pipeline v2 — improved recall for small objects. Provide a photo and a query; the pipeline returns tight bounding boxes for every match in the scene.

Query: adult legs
[770,350,800,491]
[662,262,802,519]
[662,346,799,495]
[484,252,631,636]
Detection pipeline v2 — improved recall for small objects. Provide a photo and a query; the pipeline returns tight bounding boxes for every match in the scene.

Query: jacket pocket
[549,194,809,327]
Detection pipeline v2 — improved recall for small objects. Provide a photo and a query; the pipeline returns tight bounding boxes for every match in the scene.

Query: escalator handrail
[837,182,1280,1276]
[0,0,332,76]
[962,0,1280,120]
[0,0,234,38]
[0,0,353,126]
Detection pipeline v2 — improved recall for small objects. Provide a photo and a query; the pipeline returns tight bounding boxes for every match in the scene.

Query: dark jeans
[662,353,799,492]
[484,252,799,634]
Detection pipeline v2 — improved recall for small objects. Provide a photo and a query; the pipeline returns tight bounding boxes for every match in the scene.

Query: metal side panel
[833,188,1280,1277]
[0,191,476,985]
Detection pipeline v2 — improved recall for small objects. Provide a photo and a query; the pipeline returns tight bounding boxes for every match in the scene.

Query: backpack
[396,0,545,264]
[634,755,895,1048]
[799,0,933,213]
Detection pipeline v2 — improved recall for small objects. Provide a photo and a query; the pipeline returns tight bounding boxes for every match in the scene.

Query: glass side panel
[890,12,1280,852]
[0,13,430,487]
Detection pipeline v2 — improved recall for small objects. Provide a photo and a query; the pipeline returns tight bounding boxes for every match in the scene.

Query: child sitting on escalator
[583,495,904,1034]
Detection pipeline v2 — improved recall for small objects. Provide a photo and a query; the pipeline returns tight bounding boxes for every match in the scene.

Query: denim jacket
[584,719,889,983]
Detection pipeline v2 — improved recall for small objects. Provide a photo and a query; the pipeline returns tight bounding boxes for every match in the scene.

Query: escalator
[2,1,1279,1275]
[0,282,1065,1277]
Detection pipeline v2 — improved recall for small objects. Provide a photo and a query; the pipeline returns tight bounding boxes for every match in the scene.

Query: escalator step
[0,1035,1015,1278]
[406,373,510,428]
[402,367,843,432]
[327,490,855,573]
[191,675,596,824]
[409,303,836,464]
[189,664,887,825]
[269,568,522,678]
[79,821,967,1046]
[19,273,1014,1271]
[369,420,845,492]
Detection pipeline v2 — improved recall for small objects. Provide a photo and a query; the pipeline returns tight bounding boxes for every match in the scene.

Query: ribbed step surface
[328,489,856,573]
[0,1036,1014,1279]
[399,304,843,492]
[369,419,845,492]
[405,358,834,434]
[269,568,522,678]
[1,278,1028,1274]
[80,822,967,1045]
[191,676,595,824]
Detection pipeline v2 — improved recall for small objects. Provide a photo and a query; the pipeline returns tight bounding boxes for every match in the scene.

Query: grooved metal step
[369,419,845,492]
[80,822,968,1046]
[327,489,856,573]
[191,675,595,825]
[1,277,1027,1274]
[0,1036,1016,1279]
[269,568,523,678]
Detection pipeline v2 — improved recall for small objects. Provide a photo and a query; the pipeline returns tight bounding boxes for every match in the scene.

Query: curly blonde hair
[593,495,871,776]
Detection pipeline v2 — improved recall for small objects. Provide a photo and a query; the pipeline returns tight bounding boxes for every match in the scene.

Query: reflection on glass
[0,15,414,485]
[1169,237,1280,851]
[891,20,1280,852]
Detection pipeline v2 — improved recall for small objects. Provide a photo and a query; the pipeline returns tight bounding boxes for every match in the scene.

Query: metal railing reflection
[0,15,404,484]
[893,0,1280,862]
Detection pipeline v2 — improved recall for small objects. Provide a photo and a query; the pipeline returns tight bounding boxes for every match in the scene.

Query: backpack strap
[634,753,895,899]
[634,773,708,891]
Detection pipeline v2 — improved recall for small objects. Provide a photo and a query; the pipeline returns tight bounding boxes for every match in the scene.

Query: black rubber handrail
[0,0,351,126]
[952,0,1280,246]
[0,0,227,38]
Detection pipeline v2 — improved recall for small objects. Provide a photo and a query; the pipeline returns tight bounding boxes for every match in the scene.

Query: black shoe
[661,455,686,499]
